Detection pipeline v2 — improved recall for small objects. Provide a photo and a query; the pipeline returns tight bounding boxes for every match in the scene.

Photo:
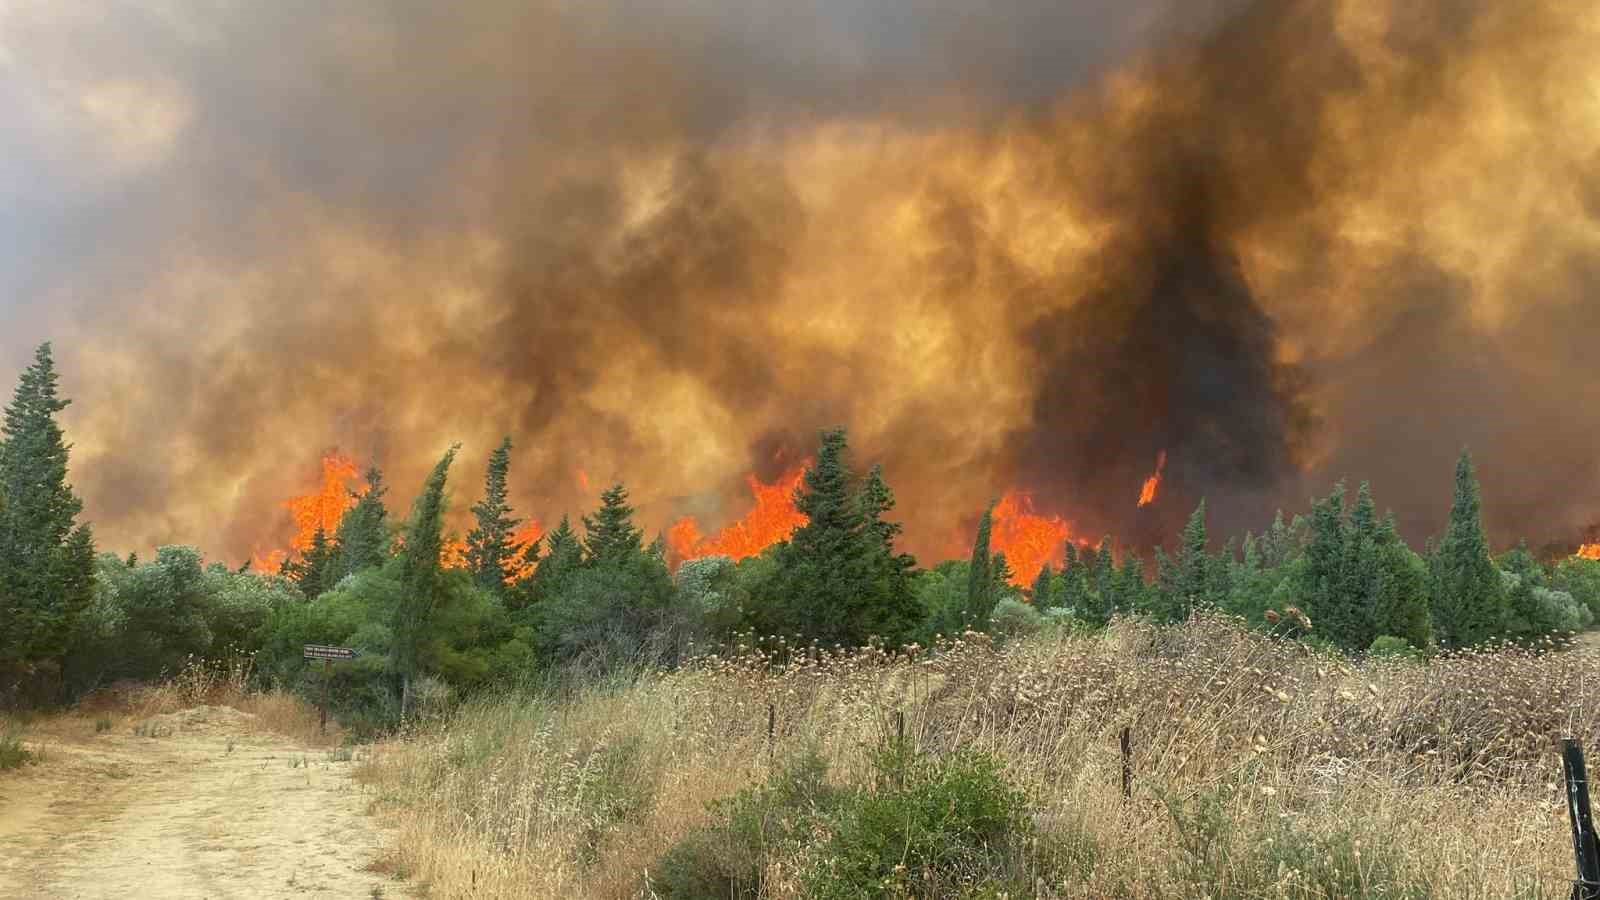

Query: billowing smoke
[1,0,1598,564]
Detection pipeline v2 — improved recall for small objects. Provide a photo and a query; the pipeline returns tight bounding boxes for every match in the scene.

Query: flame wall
[2,0,1599,563]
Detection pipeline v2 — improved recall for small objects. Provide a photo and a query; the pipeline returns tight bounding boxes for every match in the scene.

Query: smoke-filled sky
[3,0,1599,564]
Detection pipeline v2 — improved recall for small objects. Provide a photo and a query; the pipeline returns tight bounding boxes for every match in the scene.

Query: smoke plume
[1,0,1598,563]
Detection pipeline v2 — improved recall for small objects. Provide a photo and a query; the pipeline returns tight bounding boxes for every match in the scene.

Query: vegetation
[353,615,1590,897]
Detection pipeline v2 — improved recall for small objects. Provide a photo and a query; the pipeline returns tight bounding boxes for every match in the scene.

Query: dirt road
[0,705,398,899]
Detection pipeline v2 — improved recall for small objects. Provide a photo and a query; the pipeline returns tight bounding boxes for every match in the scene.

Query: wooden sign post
[302,644,359,735]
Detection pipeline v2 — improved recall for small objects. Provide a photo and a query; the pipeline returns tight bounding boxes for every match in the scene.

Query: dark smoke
[1,0,1598,563]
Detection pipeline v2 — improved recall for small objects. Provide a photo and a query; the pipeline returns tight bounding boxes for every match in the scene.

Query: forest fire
[1138,452,1168,508]
[669,464,809,563]
[251,453,364,572]
[1580,544,1600,561]
[990,491,1074,586]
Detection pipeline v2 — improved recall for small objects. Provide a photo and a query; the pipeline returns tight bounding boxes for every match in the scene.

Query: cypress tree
[465,437,520,595]
[1303,482,1349,646]
[965,501,996,631]
[1115,554,1146,616]
[1059,542,1085,612]
[0,343,95,686]
[1430,450,1507,647]
[1079,537,1115,626]
[391,444,459,717]
[583,483,644,567]
[1153,546,1179,619]
[333,466,390,580]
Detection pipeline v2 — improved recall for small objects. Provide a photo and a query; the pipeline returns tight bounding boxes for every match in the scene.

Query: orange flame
[576,467,591,494]
[1138,450,1167,508]
[670,464,809,563]
[1579,544,1600,561]
[506,521,544,582]
[251,453,364,572]
[990,490,1074,586]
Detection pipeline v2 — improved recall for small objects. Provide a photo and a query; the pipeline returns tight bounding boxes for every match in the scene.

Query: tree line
[1,343,1596,721]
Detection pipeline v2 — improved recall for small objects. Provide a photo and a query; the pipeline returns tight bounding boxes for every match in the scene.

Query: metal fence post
[1562,739,1600,900]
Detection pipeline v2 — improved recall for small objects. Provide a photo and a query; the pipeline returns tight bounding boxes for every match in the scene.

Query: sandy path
[0,706,400,899]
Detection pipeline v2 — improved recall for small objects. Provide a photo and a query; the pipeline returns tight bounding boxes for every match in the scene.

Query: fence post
[766,702,776,767]
[1120,726,1132,800]
[1563,739,1600,900]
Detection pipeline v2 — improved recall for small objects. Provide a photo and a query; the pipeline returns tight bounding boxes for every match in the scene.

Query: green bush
[806,741,1032,900]
[1368,635,1422,660]
[0,726,36,770]
[652,748,841,899]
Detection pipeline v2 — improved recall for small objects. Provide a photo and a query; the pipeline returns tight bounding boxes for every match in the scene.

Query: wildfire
[669,464,809,563]
[990,490,1073,586]
[1579,544,1600,561]
[1138,451,1167,507]
[251,453,364,572]
[506,521,544,581]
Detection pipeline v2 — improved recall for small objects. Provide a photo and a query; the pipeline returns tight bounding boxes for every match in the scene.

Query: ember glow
[670,465,809,563]
[1580,545,1600,561]
[506,522,544,582]
[1138,451,1168,508]
[990,491,1075,586]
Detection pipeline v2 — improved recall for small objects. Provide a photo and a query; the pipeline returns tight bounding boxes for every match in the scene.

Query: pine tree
[1059,542,1086,614]
[1172,500,1210,621]
[290,525,338,599]
[1374,513,1430,648]
[465,437,520,595]
[859,465,918,613]
[1153,545,1179,618]
[1032,562,1054,610]
[0,343,95,686]
[333,466,390,580]
[965,501,996,631]
[391,445,459,717]
[1303,482,1350,646]
[1080,538,1115,626]
[583,483,643,567]
[529,515,581,603]
[1115,554,1146,616]
[1430,450,1507,647]
[759,428,920,647]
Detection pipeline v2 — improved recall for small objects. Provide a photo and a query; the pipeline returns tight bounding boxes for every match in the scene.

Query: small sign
[303,644,358,661]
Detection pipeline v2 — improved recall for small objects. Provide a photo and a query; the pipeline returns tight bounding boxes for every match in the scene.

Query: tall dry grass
[357,615,1593,898]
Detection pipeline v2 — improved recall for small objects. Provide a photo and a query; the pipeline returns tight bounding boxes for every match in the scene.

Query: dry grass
[357,615,1591,898]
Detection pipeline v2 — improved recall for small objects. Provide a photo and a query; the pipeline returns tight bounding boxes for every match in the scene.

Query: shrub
[1369,635,1422,660]
[652,748,841,899]
[989,597,1044,639]
[806,741,1032,900]
[0,726,36,770]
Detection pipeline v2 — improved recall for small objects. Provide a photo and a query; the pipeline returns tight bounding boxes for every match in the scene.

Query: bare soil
[0,705,400,899]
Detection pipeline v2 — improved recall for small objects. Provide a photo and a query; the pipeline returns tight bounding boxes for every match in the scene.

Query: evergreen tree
[290,525,338,599]
[333,466,390,580]
[1171,500,1210,621]
[1031,562,1054,610]
[990,552,1015,595]
[965,501,996,631]
[1299,482,1348,645]
[583,483,644,567]
[0,343,95,687]
[465,437,520,595]
[1079,538,1115,626]
[1115,555,1146,616]
[859,465,918,617]
[1153,546,1179,619]
[758,428,921,647]
[1373,515,1431,648]
[1058,542,1086,614]
[1430,450,1508,647]
[390,445,459,716]
[530,515,582,603]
